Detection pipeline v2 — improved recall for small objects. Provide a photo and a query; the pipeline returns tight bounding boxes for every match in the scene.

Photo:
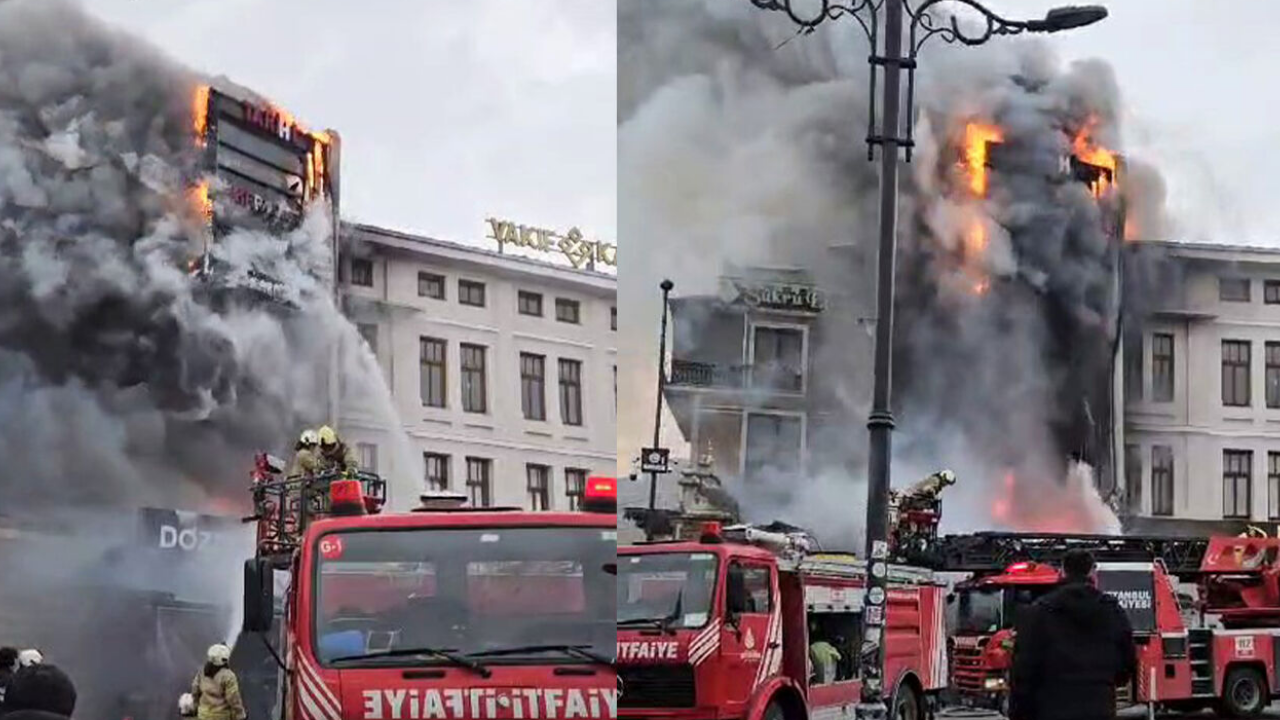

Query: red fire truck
[938,531,1280,718]
[240,455,618,720]
[616,522,948,720]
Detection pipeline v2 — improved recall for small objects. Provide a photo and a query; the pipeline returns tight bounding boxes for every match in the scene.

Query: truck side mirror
[243,558,274,634]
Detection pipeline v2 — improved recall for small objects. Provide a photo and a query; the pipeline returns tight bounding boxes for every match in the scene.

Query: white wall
[339,237,617,510]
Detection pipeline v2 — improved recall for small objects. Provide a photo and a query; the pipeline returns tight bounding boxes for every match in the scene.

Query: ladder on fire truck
[244,452,387,567]
[928,531,1213,576]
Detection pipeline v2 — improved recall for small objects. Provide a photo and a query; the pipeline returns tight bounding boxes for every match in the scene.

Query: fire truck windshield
[617,552,718,630]
[312,526,615,666]
[951,587,1004,634]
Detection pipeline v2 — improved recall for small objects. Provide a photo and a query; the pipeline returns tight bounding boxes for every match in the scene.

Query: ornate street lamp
[745,1,1106,718]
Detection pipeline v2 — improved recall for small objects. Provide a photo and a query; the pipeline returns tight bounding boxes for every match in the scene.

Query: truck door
[722,560,777,706]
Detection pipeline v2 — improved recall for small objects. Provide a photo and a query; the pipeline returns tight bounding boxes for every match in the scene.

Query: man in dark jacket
[0,647,18,706]
[3,664,76,720]
[1009,549,1137,720]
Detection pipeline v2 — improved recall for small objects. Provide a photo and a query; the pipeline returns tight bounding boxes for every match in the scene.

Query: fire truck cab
[616,523,948,720]
[242,460,619,720]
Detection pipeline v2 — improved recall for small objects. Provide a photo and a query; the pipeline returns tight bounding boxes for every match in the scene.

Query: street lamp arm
[906,0,1031,53]
[750,0,881,44]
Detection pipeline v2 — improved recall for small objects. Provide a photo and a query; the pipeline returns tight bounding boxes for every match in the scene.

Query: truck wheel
[892,685,921,720]
[1221,667,1267,718]
[762,700,786,720]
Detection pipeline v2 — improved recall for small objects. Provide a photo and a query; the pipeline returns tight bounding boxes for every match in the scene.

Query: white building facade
[337,222,616,511]
[1122,242,1280,533]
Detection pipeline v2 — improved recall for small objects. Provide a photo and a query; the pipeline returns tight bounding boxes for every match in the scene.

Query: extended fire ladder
[921,532,1212,576]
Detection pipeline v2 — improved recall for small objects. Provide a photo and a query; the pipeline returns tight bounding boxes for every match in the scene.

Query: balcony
[668,359,746,389]
[667,360,804,393]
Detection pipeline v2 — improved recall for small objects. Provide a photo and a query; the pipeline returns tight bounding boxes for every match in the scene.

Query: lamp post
[746,1,1106,717]
[647,279,676,538]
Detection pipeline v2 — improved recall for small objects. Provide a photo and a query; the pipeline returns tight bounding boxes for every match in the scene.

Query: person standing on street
[1009,549,1137,720]
[2,663,76,720]
[0,647,18,706]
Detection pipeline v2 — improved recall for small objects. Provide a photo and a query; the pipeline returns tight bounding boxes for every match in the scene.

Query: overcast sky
[80,0,616,253]
[979,0,1279,246]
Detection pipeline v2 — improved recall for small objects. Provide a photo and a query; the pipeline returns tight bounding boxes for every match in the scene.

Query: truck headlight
[984,677,1006,690]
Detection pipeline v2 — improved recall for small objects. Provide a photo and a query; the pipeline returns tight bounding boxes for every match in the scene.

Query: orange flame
[192,85,210,142]
[189,181,212,220]
[964,122,1004,197]
[1072,119,1118,199]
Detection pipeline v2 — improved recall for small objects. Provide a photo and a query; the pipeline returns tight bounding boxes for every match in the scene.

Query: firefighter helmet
[318,425,338,448]
[178,693,196,717]
[300,429,318,447]
[207,643,231,667]
[17,649,41,667]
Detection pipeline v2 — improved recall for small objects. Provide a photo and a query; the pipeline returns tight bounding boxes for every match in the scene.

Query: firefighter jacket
[290,448,319,476]
[191,666,246,720]
[317,442,358,474]
[1009,581,1137,720]
[808,640,841,684]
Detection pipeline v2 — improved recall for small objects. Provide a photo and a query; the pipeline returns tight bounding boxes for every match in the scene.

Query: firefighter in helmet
[183,644,246,720]
[290,428,320,476]
[316,425,358,475]
[808,621,841,685]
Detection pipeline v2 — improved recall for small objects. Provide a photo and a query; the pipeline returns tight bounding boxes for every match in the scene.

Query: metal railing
[668,359,804,392]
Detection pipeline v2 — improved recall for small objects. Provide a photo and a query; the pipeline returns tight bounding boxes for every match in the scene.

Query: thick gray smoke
[619,1,1169,547]
[0,0,415,712]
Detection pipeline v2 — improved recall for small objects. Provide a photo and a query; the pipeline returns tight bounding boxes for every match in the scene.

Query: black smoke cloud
[619,1,1168,543]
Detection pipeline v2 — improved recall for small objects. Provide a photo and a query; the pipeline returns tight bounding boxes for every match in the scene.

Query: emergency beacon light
[582,476,617,514]
[329,479,366,516]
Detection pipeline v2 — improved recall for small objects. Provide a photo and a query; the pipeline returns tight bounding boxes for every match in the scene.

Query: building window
[459,279,486,307]
[1220,277,1251,302]
[419,337,446,408]
[1124,444,1142,513]
[1270,453,1280,520]
[418,272,445,299]
[613,365,617,409]
[460,344,487,413]
[1152,445,1173,517]
[518,291,543,317]
[565,468,587,511]
[559,359,583,426]
[357,443,378,473]
[1266,280,1280,305]
[350,259,373,287]
[1224,449,1253,519]
[424,453,449,491]
[555,298,580,324]
[752,326,805,392]
[1268,343,1280,409]
[1222,340,1252,407]
[611,306,617,331]
[526,464,551,511]
[1124,333,1143,403]
[1152,333,1174,403]
[466,457,492,508]
[744,413,802,484]
[357,323,378,354]
[520,353,546,421]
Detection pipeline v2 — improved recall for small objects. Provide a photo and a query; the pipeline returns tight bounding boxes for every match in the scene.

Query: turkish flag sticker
[318,536,344,560]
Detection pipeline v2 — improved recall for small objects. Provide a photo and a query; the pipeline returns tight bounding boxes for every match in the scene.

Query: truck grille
[618,665,696,709]
[950,644,987,692]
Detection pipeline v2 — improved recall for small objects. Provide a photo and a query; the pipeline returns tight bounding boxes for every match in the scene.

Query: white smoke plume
[619,1,1168,548]
[0,0,416,710]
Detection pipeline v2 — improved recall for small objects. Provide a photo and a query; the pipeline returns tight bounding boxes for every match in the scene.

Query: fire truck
[616,522,949,720]
[937,530,1280,718]
[240,455,618,720]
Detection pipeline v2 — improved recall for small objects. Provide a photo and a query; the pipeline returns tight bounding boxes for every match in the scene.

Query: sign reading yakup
[486,218,617,270]
[725,278,825,313]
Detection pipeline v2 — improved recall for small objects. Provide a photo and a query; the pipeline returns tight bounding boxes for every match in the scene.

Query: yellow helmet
[318,425,338,447]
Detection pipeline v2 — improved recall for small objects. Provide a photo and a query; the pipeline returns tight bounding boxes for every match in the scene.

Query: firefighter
[808,621,841,685]
[289,428,319,476]
[315,425,358,475]
[188,644,246,720]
